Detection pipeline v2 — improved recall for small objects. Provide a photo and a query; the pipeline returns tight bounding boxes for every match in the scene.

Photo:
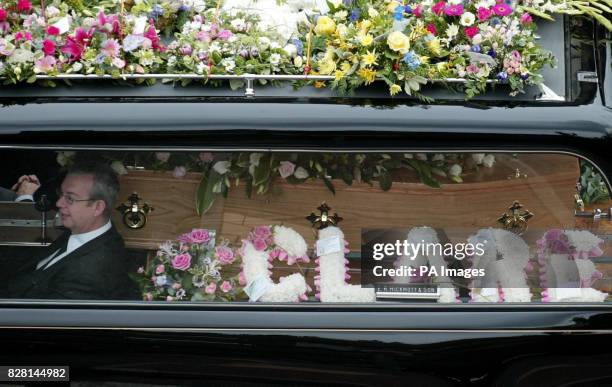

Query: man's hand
[11,175,41,196]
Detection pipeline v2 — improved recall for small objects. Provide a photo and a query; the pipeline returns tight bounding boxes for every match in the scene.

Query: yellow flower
[318,58,337,74]
[334,69,345,80]
[426,38,442,56]
[389,84,402,95]
[361,50,378,66]
[359,33,374,46]
[340,61,352,72]
[315,16,336,36]
[419,55,430,64]
[357,68,377,84]
[387,31,410,54]
[359,20,372,31]
[436,62,447,71]
[387,0,401,13]
[314,81,326,88]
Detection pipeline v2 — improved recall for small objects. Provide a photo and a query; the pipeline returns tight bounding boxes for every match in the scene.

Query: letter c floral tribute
[136,228,243,301]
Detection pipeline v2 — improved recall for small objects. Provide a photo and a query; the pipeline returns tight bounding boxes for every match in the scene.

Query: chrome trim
[0,326,610,333]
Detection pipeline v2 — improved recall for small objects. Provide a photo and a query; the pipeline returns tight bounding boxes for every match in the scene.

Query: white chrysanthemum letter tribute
[239,225,311,302]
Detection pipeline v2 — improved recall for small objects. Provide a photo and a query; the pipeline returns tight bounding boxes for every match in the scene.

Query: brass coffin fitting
[116,192,154,229]
[497,201,534,235]
[306,202,343,230]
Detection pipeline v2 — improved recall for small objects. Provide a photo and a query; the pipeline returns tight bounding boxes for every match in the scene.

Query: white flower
[415,153,428,161]
[56,151,75,166]
[193,0,207,13]
[249,153,263,167]
[283,44,298,57]
[446,24,459,39]
[7,49,34,64]
[460,12,475,26]
[403,153,413,159]
[432,154,445,162]
[258,37,271,50]
[472,34,483,45]
[471,153,485,164]
[448,164,462,177]
[213,161,231,174]
[230,18,247,32]
[293,166,309,179]
[334,10,348,20]
[274,225,308,257]
[110,160,128,175]
[220,58,235,72]
[482,154,495,167]
[368,7,379,17]
[196,62,210,74]
[45,6,61,18]
[336,23,348,37]
[294,56,303,67]
[155,275,167,286]
[269,53,282,66]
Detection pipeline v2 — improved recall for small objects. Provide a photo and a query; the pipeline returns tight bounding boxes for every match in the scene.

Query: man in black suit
[5,163,138,300]
[0,175,41,202]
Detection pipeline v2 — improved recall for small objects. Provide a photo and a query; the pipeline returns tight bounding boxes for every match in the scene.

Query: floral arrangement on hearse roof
[135,228,243,301]
[0,0,610,97]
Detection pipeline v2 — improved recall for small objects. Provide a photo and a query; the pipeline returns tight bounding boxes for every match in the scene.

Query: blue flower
[292,38,304,56]
[520,73,529,80]
[487,49,497,58]
[497,71,508,83]
[404,5,412,13]
[149,4,164,18]
[393,6,404,20]
[343,0,353,6]
[350,9,360,22]
[471,44,481,53]
[178,4,191,11]
[403,51,421,70]
[490,17,501,26]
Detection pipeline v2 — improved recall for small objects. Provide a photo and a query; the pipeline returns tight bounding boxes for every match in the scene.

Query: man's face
[56,174,106,234]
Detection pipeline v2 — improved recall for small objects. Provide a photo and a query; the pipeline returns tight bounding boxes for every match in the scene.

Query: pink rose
[46,26,60,36]
[253,238,268,251]
[145,292,153,301]
[17,0,32,13]
[0,9,7,22]
[173,166,186,178]
[413,5,423,17]
[171,253,192,271]
[43,39,56,55]
[166,296,174,301]
[218,29,233,40]
[172,282,182,289]
[215,246,235,265]
[432,1,446,15]
[221,281,232,293]
[155,264,165,274]
[427,24,437,35]
[278,161,296,178]
[464,26,479,39]
[520,13,533,24]
[477,7,492,21]
[239,271,247,286]
[189,229,211,244]
[155,152,170,162]
[205,282,217,294]
[15,31,32,42]
[253,225,272,239]
[199,152,214,163]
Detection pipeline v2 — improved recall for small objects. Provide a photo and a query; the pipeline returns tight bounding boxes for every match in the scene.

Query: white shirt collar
[68,219,112,251]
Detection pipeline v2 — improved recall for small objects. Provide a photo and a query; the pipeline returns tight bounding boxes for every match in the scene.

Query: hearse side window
[0,149,609,304]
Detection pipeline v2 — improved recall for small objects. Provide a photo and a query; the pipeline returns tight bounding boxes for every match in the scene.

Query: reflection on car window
[0,150,610,304]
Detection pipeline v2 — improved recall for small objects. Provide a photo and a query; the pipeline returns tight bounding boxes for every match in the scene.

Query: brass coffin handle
[116,192,154,229]
[497,201,534,235]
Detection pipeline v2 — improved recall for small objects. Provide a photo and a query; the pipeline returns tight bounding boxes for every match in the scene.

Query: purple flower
[171,253,192,271]
[292,38,303,56]
[350,9,360,22]
[249,47,259,57]
[218,29,233,40]
[180,44,192,55]
[487,49,497,58]
[471,44,481,53]
[404,5,412,13]
[497,71,508,82]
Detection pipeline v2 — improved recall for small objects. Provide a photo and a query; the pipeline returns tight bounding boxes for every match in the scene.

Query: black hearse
[0,15,610,387]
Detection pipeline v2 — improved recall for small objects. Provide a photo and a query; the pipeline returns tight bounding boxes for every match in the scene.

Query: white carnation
[460,12,475,26]
[273,225,307,258]
[213,161,231,174]
[471,153,485,164]
[448,164,462,177]
[482,154,495,167]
